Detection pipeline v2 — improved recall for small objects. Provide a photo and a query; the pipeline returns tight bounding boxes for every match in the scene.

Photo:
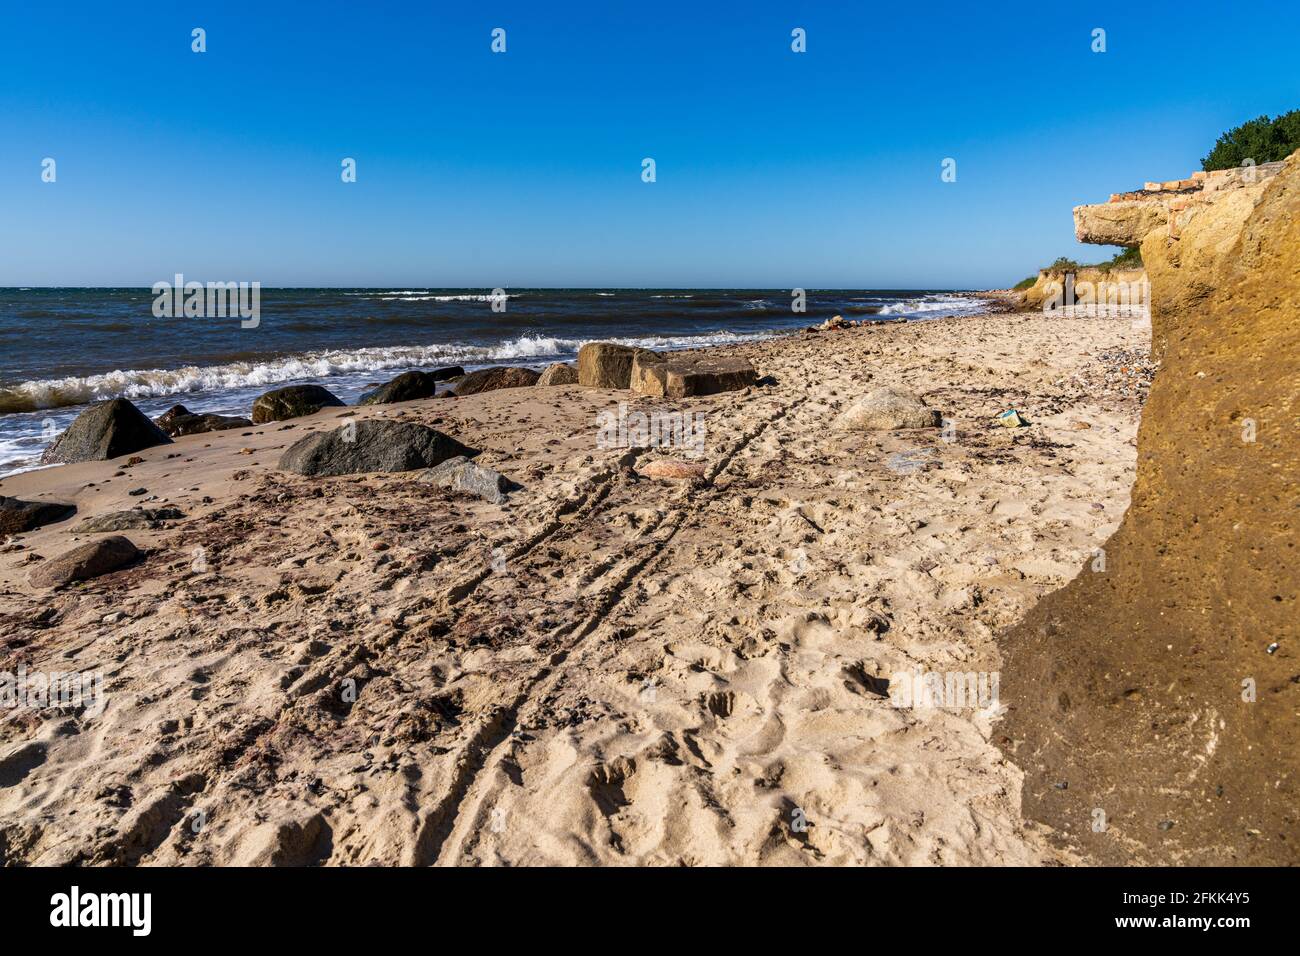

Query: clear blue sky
[2,0,1298,288]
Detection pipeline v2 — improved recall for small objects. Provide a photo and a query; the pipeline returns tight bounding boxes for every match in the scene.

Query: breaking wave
[0,329,774,413]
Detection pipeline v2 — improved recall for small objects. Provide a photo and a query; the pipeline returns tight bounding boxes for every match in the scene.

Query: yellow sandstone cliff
[1000,152,1300,864]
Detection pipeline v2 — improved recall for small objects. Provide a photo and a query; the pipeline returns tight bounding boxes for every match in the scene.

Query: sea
[0,288,987,477]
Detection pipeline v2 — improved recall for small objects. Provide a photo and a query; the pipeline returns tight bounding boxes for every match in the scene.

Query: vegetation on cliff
[1014,247,1143,287]
[1202,109,1300,171]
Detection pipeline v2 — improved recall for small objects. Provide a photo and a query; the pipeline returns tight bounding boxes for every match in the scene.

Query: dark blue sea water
[0,287,986,476]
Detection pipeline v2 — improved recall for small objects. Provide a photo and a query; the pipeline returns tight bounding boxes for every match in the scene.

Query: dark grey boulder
[358,370,452,406]
[251,385,345,424]
[155,404,253,437]
[418,456,517,504]
[0,497,77,536]
[77,507,185,533]
[40,399,172,465]
[278,420,476,477]
[451,366,540,396]
[28,535,142,589]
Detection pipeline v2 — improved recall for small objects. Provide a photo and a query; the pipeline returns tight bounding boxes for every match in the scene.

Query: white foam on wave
[877,295,984,316]
[0,329,775,413]
[378,293,510,302]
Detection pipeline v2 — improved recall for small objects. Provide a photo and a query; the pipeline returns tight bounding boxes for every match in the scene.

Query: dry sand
[0,308,1152,866]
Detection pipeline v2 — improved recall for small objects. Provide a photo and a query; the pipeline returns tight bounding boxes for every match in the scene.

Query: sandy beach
[0,307,1154,866]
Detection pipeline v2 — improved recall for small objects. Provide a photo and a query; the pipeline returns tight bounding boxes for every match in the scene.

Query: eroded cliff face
[1017,267,1146,312]
[1000,151,1300,864]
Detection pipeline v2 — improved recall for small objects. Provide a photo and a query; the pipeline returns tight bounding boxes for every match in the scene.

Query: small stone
[638,459,707,481]
[418,456,516,504]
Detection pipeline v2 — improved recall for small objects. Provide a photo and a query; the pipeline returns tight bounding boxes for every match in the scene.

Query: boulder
[536,362,579,386]
[357,370,451,406]
[577,343,660,389]
[77,508,185,532]
[834,387,940,430]
[418,456,516,504]
[251,385,345,424]
[40,399,172,465]
[450,366,540,396]
[155,404,252,437]
[0,497,77,536]
[278,420,475,477]
[630,353,758,399]
[28,535,142,589]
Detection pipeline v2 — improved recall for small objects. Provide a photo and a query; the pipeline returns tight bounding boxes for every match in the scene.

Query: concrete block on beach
[630,352,757,399]
[40,398,172,465]
[577,343,660,389]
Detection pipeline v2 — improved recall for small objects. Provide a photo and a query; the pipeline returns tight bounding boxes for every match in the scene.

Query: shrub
[1202,109,1300,171]
[1012,276,1037,290]
[1043,257,1084,275]
[1095,246,1143,272]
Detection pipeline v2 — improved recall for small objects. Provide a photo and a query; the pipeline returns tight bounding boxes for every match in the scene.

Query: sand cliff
[1001,152,1300,864]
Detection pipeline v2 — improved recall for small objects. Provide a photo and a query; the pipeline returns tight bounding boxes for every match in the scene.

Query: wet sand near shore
[0,308,1151,866]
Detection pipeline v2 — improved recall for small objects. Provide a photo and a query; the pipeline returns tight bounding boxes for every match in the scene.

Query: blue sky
[2,1,1298,288]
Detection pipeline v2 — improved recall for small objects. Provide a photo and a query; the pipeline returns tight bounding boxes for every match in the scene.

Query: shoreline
[0,290,992,477]
[0,305,1150,865]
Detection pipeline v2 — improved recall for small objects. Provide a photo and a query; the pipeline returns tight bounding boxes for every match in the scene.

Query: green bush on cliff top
[1202,110,1300,171]
[1096,246,1143,271]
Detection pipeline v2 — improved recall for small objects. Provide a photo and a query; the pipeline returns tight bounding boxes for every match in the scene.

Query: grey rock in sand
[358,369,458,405]
[835,387,941,430]
[29,535,142,589]
[418,455,517,504]
[278,420,475,477]
[450,366,540,396]
[536,362,579,386]
[78,508,185,533]
[41,398,172,465]
[251,385,346,424]
[155,404,252,437]
[0,497,77,536]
